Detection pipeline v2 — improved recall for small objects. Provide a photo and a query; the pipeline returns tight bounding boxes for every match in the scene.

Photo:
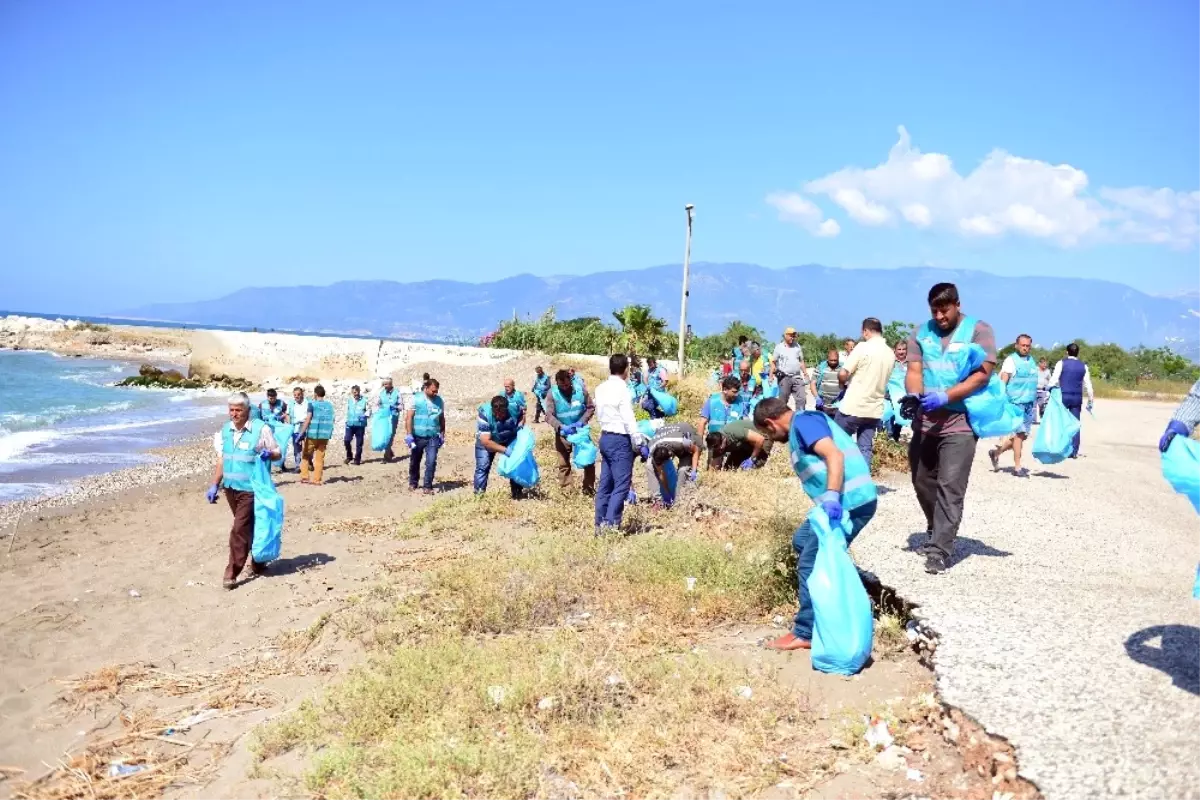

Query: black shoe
[924,553,947,574]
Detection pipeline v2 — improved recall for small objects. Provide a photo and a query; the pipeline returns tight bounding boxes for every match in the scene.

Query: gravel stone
[853,400,1200,799]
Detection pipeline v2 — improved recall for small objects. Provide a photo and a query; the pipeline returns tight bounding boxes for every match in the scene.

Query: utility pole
[677,204,695,377]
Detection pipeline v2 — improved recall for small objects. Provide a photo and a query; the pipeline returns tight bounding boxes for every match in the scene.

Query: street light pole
[677,204,694,377]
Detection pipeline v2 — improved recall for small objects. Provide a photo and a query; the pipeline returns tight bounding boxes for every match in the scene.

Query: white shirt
[1048,357,1095,402]
[213,419,280,455]
[838,335,894,419]
[594,375,644,446]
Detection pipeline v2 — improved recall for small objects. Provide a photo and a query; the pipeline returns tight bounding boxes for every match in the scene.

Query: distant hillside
[121,263,1200,353]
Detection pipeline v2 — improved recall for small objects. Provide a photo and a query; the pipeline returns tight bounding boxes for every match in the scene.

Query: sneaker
[924,553,948,574]
[988,448,1000,471]
[1014,467,1029,478]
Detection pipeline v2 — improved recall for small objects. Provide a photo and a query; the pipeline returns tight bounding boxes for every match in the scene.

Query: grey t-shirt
[651,422,699,458]
[906,318,997,436]
[774,342,804,375]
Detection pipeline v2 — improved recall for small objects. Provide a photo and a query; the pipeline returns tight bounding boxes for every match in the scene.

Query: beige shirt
[838,335,895,419]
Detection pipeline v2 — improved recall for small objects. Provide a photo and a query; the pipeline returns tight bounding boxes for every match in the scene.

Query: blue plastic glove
[259,449,274,462]
[404,435,416,448]
[919,391,949,413]
[817,490,842,524]
[627,489,638,505]
[740,458,756,470]
[1160,420,1190,452]
[503,445,514,458]
[687,469,699,483]
[814,395,825,410]
[639,445,650,462]
[561,424,578,437]
[205,484,220,504]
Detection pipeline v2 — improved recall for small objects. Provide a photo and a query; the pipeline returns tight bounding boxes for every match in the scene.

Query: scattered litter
[905,620,920,642]
[827,737,849,750]
[735,685,753,699]
[874,744,910,771]
[724,542,734,556]
[772,614,785,626]
[128,589,141,598]
[84,589,93,593]
[685,576,697,593]
[906,767,924,782]
[107,762,148,778]
[863,716,894,749]
[537,696,556,711]
[486,685,507,706]
[993,793,1015,800]
[777,753,788,763]
[174,708,219,730]
[605,673,625,687]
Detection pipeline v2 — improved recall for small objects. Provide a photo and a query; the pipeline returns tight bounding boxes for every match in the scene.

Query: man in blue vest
[502,378,526,426]
[752,397,878,651]
[258,388,287,423]
[207,392,281,589]
[475,395,524,498]
[905,282,998,574]
[343,384,369,466]
[1048,343,1094,458]
[405,378,446,494]
[639,357,670,419]
[699,376,748,467]
[299,384,335,485]
[1159,379,1200,451]
[544,368,597,494]
[287,386,308,473]
[988,334,1039,476]
[532,366,550,423]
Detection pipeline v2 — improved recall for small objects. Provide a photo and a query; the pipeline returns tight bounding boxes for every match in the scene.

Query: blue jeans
[291,431,307,469]
[793,500,877,640]
[1064,402,1082,456]
[473,443,522,497]
[409,435,441,489]
[834,411,880,466]
[595,432,635,528]
[343,424,365,464]
[641,393,665,419]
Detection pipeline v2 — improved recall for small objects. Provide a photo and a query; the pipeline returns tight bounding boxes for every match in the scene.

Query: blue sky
[1,0,1197,314]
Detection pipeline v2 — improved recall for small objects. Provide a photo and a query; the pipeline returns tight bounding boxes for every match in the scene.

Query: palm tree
[612,304,668,359]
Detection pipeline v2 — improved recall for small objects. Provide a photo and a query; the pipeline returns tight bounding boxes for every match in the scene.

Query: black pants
[344,424,365,464]
[909,429,977,559]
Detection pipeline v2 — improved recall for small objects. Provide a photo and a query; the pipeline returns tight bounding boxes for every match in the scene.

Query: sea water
[0,350,226,502]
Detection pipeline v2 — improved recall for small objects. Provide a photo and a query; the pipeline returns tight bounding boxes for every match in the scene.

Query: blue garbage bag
[648,387,678,416]
[638,419,659,439]
[249,457,284,563]
[761,380,779,400]
[498,427,540,488]
[807,506,873,675]
[268,421,294,466]
[1162,435,1200,514]
[660,459,679,505]
[1031,390,1079,465]
[566,427,598,468]
[950,344,1023,438]
[369,408,394,452]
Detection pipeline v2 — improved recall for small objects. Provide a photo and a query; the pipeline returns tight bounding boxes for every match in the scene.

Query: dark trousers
[409,435,441,490]
[383,415,400,462]
[291,431,307,470]
[721,442,757,469]
[224,488,260,581]
[1064,402,1082,456]
[554,432,596,493]
[343,424,365,464]
[534,397,545,423]
[641,393,666,419]
[595,432,635,529]
[779,374,807,410]
[793,500,876,640]
[909,429,977,559]
[835,411,881,467]
[473,443,522,498]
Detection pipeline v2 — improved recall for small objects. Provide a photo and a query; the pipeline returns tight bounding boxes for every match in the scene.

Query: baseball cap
[784,326,797,334]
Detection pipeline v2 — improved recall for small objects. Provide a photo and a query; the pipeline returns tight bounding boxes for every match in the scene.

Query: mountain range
[121,263,1200,354]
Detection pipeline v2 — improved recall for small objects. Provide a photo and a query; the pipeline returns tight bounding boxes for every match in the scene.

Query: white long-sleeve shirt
[1048,357,1094,402]
[594,375,644,446]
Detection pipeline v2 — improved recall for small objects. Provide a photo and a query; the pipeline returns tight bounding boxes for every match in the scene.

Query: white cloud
[768,126,1200,248]
[765,191,840,237]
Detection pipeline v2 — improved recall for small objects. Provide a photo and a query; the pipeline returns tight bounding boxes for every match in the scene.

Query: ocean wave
[0,451,154,470]
[0,429,59,462]
[0,401,135,433]
[0,482,65,502]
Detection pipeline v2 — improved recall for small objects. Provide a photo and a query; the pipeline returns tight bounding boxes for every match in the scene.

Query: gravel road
[855,400,1200,799]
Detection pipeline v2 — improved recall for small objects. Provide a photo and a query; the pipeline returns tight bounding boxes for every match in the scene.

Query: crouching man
[207,392,282,590]
[475,395,524,499]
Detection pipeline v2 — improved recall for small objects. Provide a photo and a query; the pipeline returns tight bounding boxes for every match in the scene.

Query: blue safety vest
[706,392,746,433]
[345,396,368,427]
[532,375,550,397]
[915,315,979,413]
[307,400,335,440]
[477,403,520,447]
[571,375,585,395]
[378,387,400,417]
[551,385,586,426]
[412,394,444,437]
[221,419,266,492]
[1006,354,1038,404]
[646,366,667,390]
[788,412,877,511]
[504,390,526,416]
[259,400,287,423]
